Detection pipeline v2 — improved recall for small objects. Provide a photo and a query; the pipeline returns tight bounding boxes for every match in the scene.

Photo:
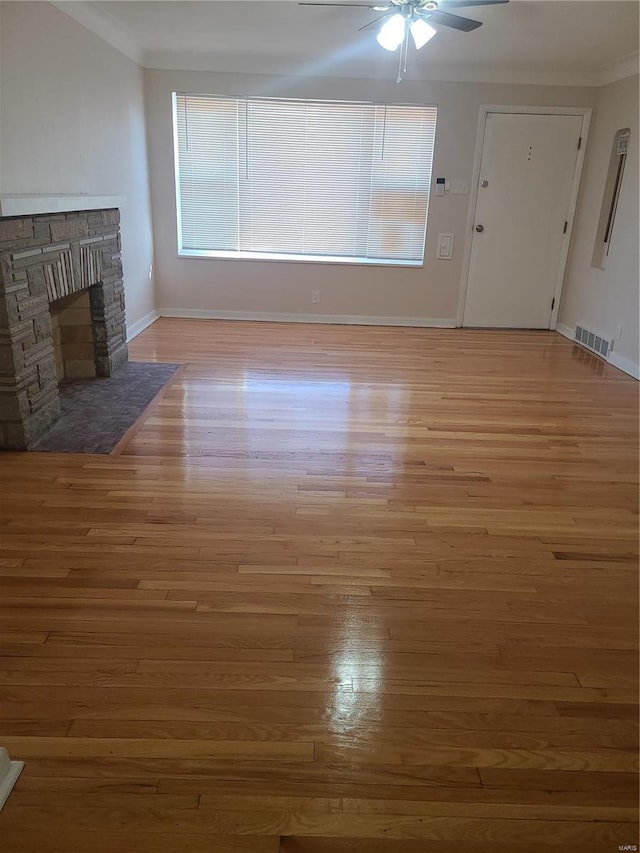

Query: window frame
[172,93,437,269]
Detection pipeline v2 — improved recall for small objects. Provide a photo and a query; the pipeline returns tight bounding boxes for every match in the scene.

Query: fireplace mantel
[0,195,125,217]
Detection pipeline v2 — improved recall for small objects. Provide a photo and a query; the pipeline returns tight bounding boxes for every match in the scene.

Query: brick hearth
[0,208,127,449]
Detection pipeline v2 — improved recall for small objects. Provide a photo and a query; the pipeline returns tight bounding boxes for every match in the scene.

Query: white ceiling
[64,1,640,84]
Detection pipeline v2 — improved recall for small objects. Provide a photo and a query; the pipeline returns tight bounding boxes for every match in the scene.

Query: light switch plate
[437,233,454,260]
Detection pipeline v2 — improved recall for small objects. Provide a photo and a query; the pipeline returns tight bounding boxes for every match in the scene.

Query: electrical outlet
[311,289,320,304]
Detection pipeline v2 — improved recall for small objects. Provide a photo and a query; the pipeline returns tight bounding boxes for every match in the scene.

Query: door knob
[475,224,484,233]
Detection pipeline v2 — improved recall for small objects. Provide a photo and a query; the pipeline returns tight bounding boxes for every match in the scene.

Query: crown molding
[50,1,143,65]
[144,50,605,87]
[597,52,639,86]
[50,1,637,89]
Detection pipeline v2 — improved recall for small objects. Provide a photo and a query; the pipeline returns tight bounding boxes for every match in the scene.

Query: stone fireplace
[0,206,127,449]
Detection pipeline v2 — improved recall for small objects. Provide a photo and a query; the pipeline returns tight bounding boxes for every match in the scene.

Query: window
[173,94,437,266]
[591,128,630,270]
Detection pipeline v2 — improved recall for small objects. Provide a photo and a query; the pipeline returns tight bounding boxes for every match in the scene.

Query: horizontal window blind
[174,93,437,264]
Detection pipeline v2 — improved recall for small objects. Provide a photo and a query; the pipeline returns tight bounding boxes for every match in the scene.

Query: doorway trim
[456,105,592,328]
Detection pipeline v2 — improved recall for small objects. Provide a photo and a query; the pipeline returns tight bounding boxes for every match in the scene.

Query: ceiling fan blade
[358,12,391,31]
[441,0,508,7]
[298,3,385,7]
[427,9,483,31]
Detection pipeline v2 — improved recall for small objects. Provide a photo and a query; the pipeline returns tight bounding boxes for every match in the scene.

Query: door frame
[456,105,592,328]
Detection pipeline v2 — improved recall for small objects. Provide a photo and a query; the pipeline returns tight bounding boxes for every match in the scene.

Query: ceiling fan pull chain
[402,28,409,76]
[396,26,409,82]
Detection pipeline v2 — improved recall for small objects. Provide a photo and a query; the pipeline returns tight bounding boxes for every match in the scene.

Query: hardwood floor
[0,319,638,852]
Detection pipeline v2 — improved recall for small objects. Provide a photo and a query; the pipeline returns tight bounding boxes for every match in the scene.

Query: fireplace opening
[49,289,97,383]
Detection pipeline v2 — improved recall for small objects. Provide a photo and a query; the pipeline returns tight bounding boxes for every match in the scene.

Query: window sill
[178,249,424,269]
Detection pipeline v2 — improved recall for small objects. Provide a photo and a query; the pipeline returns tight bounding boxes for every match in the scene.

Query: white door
[463,112,583,328]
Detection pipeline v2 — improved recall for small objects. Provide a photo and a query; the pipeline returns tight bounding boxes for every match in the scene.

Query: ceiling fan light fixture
[376,13,405,51]
[409,16,436,49]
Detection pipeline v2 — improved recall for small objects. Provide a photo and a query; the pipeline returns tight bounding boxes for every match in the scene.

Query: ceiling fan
[299,0,509,80]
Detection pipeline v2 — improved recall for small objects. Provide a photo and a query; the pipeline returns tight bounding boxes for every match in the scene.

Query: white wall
[0,1,156,334]
[559,74,639,378]
[145,68,595,324]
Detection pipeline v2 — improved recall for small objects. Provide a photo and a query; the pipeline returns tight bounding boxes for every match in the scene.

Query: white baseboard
[609,350,640,380]
[0,748,24,812]
[159,308,456,328]
[555,322,574,340]
[127,309,160,342]
[555,323,639,380]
